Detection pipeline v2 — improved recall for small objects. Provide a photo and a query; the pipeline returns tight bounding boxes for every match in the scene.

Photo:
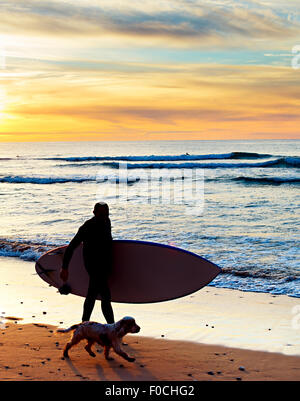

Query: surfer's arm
[62,228,84,270]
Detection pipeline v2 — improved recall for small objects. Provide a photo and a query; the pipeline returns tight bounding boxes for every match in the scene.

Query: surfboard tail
[57,324,79,333]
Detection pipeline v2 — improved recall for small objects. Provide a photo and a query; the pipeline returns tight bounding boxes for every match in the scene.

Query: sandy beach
[1,322,300,381]
[0,256,300,381]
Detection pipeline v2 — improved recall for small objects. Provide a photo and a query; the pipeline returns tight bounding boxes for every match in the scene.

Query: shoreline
[1,322,300,381]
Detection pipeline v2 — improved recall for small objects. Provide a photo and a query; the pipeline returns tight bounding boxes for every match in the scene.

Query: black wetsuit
[62,216,114,323]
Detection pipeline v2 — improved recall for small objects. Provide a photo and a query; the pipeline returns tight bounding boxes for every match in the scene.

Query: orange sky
[0,1,299,141]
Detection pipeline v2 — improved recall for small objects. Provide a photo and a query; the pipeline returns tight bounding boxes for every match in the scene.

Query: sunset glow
[0,0,299,141]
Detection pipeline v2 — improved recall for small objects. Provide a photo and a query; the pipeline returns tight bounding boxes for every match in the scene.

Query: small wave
[0,239,53,261]
[0,176,95,184]
[0,175,144,185]
[221,266,300,282]
[233,176,300,185]
[0,175,139,185]
[0,175,143,185]
[211,273,300,297]
[103,157,300,169]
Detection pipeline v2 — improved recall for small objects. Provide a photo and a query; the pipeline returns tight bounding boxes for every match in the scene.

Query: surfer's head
[93,202,109,219]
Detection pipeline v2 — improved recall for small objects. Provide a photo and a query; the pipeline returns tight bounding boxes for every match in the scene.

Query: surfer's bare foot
[127,357,135,363]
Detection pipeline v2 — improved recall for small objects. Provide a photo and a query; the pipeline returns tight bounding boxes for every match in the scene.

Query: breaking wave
[0,175,140,185]
[42,151,276,162]
[103,157,300,170]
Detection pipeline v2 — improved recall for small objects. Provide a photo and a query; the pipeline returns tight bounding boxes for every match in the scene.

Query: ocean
[0,139,299,297]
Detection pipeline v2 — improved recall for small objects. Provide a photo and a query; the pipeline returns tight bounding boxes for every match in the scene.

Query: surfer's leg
[101,300,114,324]
[100,281,114,324]
[82,275,114,323]
[83,262,114,323]
[82,277,98,322]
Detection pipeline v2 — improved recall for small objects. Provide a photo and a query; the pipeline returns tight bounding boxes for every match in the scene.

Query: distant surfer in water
[60,202,114,324]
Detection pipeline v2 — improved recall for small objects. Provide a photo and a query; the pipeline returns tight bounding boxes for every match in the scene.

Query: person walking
[60,202,114,324]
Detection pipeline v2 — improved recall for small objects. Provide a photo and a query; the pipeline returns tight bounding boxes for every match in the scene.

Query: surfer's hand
[60,268,68,282]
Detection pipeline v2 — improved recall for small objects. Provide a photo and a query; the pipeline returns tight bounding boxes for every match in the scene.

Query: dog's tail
[57,324,79,333]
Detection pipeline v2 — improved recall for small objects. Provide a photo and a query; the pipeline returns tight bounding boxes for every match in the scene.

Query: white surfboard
[35,240,221,303]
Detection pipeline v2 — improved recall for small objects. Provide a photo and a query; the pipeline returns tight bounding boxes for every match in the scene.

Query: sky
[0,0,299,141]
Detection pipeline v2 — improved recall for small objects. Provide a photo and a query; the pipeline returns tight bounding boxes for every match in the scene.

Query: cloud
[4,61,299,130]
[0,0,299,48]
[10,104,300,124]
[0,2,298,140]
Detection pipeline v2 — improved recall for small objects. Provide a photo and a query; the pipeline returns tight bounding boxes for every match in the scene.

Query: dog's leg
[112,341,135,362]
[85,340,96,357]
[104,345,114,361]
[63,334,82,358]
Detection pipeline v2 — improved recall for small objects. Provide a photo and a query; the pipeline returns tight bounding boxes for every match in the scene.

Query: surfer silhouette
[60,202,115,324]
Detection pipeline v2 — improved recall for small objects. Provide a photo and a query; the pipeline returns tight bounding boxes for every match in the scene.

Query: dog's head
[116,316,140,337]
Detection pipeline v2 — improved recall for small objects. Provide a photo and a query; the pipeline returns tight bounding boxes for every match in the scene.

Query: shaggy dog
[57,316,140,362]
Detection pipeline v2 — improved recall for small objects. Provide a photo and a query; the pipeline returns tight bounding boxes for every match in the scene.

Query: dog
[57,316,140,362]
